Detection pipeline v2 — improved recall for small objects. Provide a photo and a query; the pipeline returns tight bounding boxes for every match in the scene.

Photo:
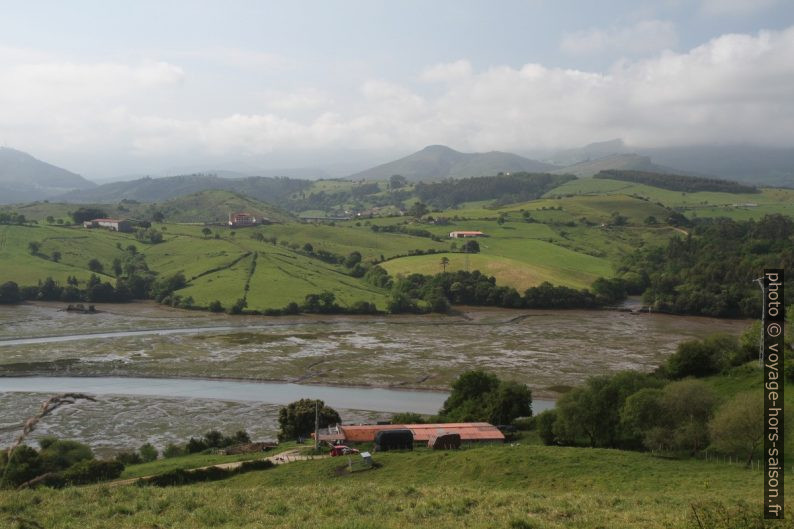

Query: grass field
[3,176,789,310]
[382,239,613,291]
[0,441,783,528]
[546,178,794,220]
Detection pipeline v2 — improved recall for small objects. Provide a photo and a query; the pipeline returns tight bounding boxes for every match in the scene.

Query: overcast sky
[1,0,793,179]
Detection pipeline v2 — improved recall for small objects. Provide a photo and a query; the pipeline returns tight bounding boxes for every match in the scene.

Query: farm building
[317,422,504,446]
[83,218,132,233]
[228,212,258,227]
[449,231,485,238]
[374,429,414,451]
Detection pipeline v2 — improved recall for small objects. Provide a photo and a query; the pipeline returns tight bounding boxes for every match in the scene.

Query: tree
[303,242,314,253]
[208,300,224,313]
[46,216,55,224]
[462,240,480,253]
[87,259,104,273]
[660,379,719,454]
[0,281,21,304]
[709,391,763,466]
[440,256,450,272]
[440,370,500,420]
[152,211,165,223]
[139,443,158,462]
[536,409,558,445]
[38,437,94,473]
[201,227,212,238]
[277,399,341,441]
[665,334,738,379]
[488,380,532,425]
[408,202,429,218]
[345,251,362,268]
[112,258,122,277]
[553,371,660,448]
[51,251,61,263]
[228,298,247,314]
[389,174,407,190]
[28,241,40,255]
[71,208,107,224]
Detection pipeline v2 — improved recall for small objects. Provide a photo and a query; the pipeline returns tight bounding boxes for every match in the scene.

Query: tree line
[414,173,575,209]
[618,214,794,317]
[595,169,758,194]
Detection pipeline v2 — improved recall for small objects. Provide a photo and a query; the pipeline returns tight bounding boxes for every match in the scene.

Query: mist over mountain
[349,145,559,181]
[545,139,794,187]
[0,147,95,204]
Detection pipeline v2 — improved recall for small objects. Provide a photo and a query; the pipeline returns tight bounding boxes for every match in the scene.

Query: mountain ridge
[0,147,96,204]
[348,145,560,181]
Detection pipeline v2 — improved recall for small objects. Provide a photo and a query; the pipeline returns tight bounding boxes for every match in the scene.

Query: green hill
[155,190,295,224]
[349,145,559,181]
[0,441,772,528]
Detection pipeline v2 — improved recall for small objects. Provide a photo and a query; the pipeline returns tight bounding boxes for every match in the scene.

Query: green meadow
[0,441,782,529]
[3,176,792,311]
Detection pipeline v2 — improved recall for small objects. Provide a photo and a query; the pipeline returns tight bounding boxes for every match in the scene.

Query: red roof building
[317,422,504,444]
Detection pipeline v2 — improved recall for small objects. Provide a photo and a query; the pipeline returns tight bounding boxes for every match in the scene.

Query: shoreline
[0,372,561,401]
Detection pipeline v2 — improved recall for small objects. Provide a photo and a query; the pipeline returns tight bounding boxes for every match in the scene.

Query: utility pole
[754,276,765,365]
[314,401,319,451]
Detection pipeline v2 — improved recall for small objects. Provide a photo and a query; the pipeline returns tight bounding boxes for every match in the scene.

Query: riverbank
[0,302,750,396]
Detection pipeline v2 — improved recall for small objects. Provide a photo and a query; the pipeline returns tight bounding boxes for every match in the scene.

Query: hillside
[0,147,95,204]
[55,174,311,204]
[155,190,295,224]
[0,442,771,528]
[349,145,559,182]
[552,153,684,178]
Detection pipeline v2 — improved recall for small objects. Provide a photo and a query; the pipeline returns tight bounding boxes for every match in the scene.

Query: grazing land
[0,441,782,529]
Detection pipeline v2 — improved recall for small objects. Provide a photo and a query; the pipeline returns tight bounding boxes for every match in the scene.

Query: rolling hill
[54,174,311,204]
[0,147,95,204]
[349,145,559,182]
[155,190,296,224]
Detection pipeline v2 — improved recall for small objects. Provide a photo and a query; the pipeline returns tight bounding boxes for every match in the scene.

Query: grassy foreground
[1,442,787,529]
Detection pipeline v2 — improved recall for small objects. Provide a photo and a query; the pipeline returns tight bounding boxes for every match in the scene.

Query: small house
[228,212,257,227]
[83,218,132,233]
[449,231,485,238]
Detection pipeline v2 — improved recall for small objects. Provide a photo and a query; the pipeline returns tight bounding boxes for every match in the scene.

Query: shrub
[115,451,143,465]
[139,443,158,463]
[163,443,186,459]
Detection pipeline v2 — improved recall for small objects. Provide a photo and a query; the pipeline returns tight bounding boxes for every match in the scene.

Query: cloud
[701,0,779,15]
[561,19,678,56]
[420,60,473,82]
[1,26,794,174]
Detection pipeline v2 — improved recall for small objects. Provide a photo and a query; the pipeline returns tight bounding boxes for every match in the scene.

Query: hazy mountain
[349,145,559,181]
[0,147,95,204]
[54,174,311,204]
[639,145,794,188]
[549,139,794,187]
[553,153,685,178]
[546,139,630,167]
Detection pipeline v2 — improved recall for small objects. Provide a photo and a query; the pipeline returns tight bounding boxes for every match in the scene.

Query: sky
[1,0,793,179]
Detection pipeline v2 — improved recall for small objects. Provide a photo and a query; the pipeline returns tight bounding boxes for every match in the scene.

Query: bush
[163,443,186,458]
[278,399,341,442]
[139,443,158,463]
[536,410,559,445]
[208,300,224,313]
[666,334,738,379]
[115,451,143,465]
[50,460,124,487]
[142,459,273,487]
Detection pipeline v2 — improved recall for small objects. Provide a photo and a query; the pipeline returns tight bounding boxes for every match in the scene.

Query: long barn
[317,422,504,445]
